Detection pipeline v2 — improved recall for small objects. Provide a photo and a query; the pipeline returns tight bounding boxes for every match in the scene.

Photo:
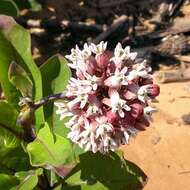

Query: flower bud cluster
[55,42,160,153]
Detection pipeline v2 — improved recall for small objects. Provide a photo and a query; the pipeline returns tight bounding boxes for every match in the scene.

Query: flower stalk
[32,93,67,110]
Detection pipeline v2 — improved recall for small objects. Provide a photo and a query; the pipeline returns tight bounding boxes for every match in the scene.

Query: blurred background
[1,0,190,189]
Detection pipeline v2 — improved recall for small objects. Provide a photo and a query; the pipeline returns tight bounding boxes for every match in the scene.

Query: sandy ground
[122,79,190,190]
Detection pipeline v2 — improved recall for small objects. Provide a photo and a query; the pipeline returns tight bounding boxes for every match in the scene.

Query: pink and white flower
[81,72,102,91]
[104,67,128,88]
[55,42,160,153]
[137,84,160,103]
[103,89,131,118]
[144,106,157,121]
[110,43,137,67]
[127,60,152,81]
[90,41,108,55]
[54,102,73,120]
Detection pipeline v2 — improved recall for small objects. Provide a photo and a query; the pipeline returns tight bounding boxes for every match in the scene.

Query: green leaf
[13,169,43,190]
[65,152,147,190]
[0,173,19,190]
[53,184,62,190]
[61,182,107,190]
[0,0,19,17]
[0,143,31,175]
[13,0,41,11]
[7,24,44,129]
[27,123,77,177]
[0,101,22,147]
[8,62,33,97]
[0,31,20,108]
[40,55,71,136]
[12,0,30,10]
[0,15,45,129]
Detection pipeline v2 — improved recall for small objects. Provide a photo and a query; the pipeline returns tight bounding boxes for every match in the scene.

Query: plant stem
[18,93,67,142]
[38,175,51,190]
[32,92,67,110]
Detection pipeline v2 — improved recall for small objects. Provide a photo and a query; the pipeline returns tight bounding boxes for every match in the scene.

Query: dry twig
[156,67,190,83]
[92,15,128,44]
[16,18,103,34]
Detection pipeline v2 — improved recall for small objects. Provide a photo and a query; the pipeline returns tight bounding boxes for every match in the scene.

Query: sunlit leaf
[0,15,45,129]
[27,123,78,178]
[0,31,20,109]
[13,168,43,190]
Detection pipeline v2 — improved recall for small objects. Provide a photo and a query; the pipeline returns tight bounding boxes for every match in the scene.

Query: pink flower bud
[106,110,119,124]
[106,62,116,76]
[134,117,150,131]
[130,103,143,119]
[85,57,97,75]
[96,51,112,69]
[68,102,81,113]
[123,90,136,100]
[121,113,136,128]
[134,122,146,131]
[88,94,102,107]
[140,78,153,85]
[123,84,138,100]
[147,84,160,98]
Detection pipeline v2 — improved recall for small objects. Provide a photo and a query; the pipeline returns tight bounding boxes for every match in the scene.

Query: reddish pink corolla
[146,84,160,98]
[55,41,160,153]
[96,51,113,69]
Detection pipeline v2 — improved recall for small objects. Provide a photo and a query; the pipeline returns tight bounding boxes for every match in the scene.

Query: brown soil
[122,77,190,190]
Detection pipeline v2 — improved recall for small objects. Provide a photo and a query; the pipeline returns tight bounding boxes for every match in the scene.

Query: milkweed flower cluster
[55,42,160,153]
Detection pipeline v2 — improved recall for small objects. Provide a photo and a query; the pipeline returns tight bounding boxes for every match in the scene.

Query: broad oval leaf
[40,55,71,136]
[0,15,45,129]
[27,123,77,178]
[65,152,147,190]
[0,31,20,108]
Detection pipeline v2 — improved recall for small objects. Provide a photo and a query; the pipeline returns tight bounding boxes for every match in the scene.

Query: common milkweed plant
[0,15,159,190]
